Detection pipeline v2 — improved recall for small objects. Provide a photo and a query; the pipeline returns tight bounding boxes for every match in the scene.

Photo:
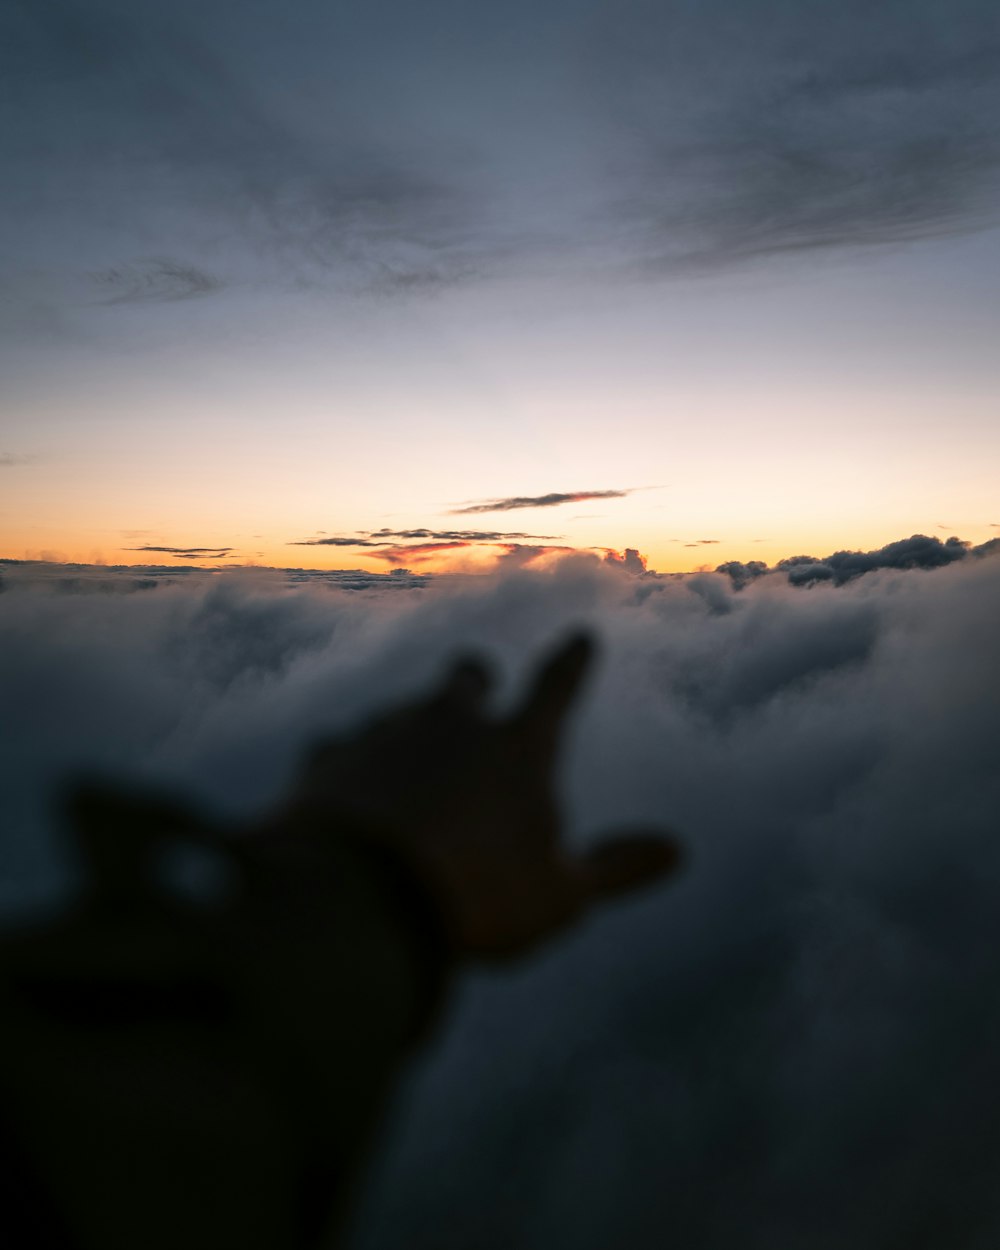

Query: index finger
[509,632,595,762]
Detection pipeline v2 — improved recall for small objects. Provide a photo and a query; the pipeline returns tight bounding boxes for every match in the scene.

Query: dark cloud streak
[290,528,562,548]
[90,258,222,304]
[371,528,561,542]
[123,545,233,559]
[289,538,390,549]
[452,490,630,515]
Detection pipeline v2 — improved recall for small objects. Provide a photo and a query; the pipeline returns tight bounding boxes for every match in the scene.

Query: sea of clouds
[2,550,1000,1248]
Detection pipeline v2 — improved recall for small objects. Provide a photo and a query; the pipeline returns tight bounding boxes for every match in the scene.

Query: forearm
[0,789,453,1250]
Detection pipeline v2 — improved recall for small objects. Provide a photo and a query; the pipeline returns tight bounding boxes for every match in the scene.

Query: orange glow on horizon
[4,522,998,580]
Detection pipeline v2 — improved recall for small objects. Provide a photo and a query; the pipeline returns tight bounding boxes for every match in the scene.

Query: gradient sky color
[2,0,998,573]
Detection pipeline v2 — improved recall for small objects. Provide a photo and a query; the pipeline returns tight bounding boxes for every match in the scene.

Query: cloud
[495,543,579,568]
[90,258,222,303]
[715,558,769,590]
[603,547,648,575]
[123,545,233,559]
[290,529,561,548]
[778,533,970,586]
[2,547,1000,1249]
[452,490,630,515]
[0,452,37,467]
[366,541,478,565]
[289,538,391,548]
[289,526,610,572]
[604,1,1000,270]
[973,537,1000,559]
[718,533,975,589]
[1,0,480,302]
[370,529,562,542]
[287,526,603,573]
[363,540,578,567]
[6,0,997,320]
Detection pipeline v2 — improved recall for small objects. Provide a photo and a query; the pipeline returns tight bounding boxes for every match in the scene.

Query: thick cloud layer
[2,552,1000,1247]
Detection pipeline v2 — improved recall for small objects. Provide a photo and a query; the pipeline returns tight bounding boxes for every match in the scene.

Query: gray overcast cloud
[3,0,998,314]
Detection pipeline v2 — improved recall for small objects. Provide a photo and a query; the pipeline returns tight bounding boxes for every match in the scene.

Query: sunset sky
[3,0,998,573]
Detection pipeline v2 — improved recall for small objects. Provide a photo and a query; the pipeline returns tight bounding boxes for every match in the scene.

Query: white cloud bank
[2,551,1000,1247]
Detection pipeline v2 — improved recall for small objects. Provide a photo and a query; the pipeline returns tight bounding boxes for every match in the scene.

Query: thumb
[576,830,684,903]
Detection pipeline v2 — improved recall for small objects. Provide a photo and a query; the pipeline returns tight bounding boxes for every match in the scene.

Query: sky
[2,0,999,573]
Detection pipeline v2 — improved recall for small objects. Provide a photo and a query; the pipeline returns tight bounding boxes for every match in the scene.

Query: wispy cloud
[288,517,645,573]
[289,537,389,548]
[0,453,37,467]
[289,537,575,567]
[289,528,561,547]
[605,6,1000,271]
[3,0,480,302]
[368,540,476,565]
[90,259,222,304]
[369,540,576,567]
[451,490,630,515]
[7,0,997,319]
[370,528,561,541]
[123,545,233,559]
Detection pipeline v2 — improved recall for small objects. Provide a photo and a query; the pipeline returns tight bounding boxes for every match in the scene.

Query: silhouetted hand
[275,634,682,958]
